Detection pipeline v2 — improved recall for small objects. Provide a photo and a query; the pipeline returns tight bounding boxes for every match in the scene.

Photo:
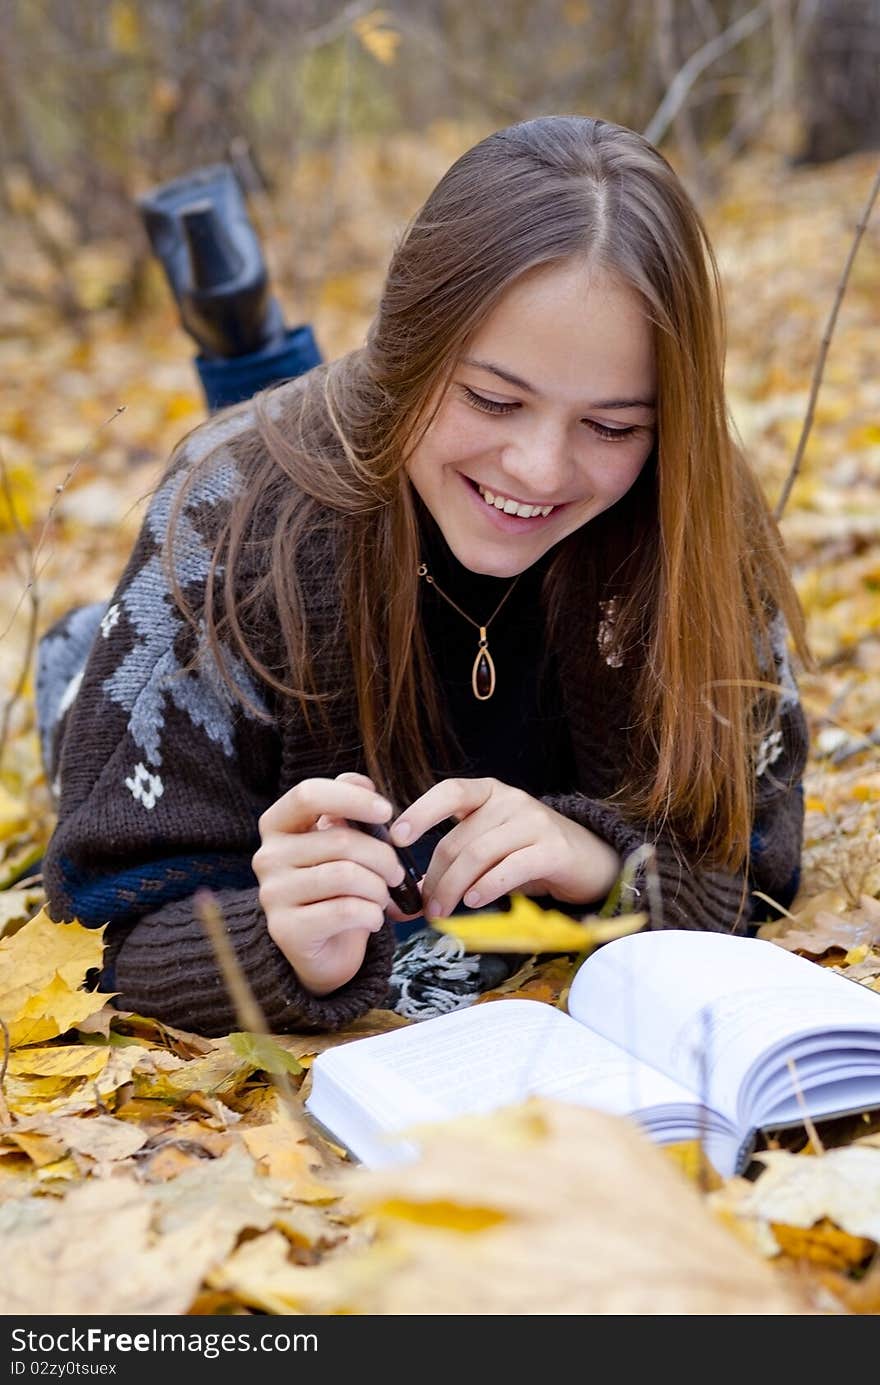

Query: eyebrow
[460,356,657,411]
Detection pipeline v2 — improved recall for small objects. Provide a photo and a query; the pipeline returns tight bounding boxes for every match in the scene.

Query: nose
[499,419,573,504]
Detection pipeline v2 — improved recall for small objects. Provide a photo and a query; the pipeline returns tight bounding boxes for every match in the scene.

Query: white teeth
[477,484,555,519]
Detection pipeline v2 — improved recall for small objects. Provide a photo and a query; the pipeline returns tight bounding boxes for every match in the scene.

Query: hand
[388,777,621,921]
[253,772,423,997]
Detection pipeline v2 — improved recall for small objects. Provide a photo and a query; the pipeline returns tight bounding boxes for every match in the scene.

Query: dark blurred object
[138,163,286,358]
[793,0,880,166]
[137,160,322,412]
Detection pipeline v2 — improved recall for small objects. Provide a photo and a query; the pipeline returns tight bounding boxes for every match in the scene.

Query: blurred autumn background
[1,0,880,1316]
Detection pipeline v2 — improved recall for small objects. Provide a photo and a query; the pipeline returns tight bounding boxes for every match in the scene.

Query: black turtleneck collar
[412,485,555,610]
[409,483,576,798]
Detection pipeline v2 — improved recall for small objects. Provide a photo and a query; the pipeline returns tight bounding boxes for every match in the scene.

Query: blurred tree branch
[644,1,771,147]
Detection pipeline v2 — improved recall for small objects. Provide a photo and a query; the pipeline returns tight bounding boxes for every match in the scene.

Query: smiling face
[404,259,658,577]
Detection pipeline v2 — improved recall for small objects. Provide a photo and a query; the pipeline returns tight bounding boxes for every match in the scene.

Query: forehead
[466,261,656,399]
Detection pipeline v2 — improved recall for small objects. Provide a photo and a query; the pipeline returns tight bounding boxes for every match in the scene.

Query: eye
[461,386,517,415]
[587,421,638,443]
[461,385,639,441]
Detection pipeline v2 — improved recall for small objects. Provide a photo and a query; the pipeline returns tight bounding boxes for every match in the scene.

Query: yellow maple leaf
[0,910,104,1000]
[430,892,645,953]
[0,912,108,1047]
[6,1044,111,1082]
[7,976,112,1048]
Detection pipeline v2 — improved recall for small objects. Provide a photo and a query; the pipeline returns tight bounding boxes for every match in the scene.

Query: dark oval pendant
[472,648,496,700]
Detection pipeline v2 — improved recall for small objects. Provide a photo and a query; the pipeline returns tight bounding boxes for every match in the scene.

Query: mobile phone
[345,818,424,915]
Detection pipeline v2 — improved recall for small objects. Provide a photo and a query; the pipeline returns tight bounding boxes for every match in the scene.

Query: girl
[38,115,810,1036]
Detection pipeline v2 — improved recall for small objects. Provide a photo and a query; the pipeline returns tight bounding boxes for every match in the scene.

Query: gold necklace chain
[417,561,522,700]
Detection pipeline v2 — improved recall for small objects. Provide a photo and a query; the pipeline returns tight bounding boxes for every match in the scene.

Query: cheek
[590,442,654,500]
[423,410,497,467]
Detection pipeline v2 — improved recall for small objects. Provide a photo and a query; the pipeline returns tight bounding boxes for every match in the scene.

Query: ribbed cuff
[540,792,748,933]
[107,886,395,1038]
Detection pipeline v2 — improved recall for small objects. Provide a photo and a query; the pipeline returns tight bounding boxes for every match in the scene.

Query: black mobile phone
[345,818,424,915]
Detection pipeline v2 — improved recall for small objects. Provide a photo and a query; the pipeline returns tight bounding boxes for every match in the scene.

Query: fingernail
[391,821,412,844]
[464,889,480,907]
[428,898,441,917]
[374,797,393,815]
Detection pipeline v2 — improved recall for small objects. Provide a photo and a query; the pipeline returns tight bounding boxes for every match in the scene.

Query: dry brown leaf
[474,954,577,1007]
[240,1120,339,1202]
[2,1130,68,1168]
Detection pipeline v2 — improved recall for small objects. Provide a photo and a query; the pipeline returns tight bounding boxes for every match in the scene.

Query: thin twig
[786,1055,825,1155]
[194,889,301,1121]
[643,2,770,148]
[0,405,126,645]
[696,1010,714,1193]
[0,1016,11,1127]
[0,454,40,772]
[751,890,799,923]
[0,406,125,774]
[655,0,714,200]
[774,161,880,520]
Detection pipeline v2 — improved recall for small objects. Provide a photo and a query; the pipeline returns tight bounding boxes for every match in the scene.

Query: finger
[422,822,532,919]
[388,777,495,848]
[451,845,552,914]
[254,825,406,890]
[259,778,392,836]
[269,897,387,951]
[262,859,393,912]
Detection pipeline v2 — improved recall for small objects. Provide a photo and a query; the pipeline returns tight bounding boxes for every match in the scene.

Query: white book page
[568,931,880,1123]
[308,998,701,1135]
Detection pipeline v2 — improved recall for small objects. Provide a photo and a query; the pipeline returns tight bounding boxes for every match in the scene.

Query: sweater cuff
[107,887,395,1038]
[540,791,748,933]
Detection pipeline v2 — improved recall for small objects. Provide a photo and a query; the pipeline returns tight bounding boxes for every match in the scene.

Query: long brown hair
[168,115,808,871]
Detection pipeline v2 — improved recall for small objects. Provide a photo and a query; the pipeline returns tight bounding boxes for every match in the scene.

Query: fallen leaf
[0,912,107,1045]
[222,1100,811,1315]
[2,1130,68,1168]
[0,1177,222,1313]
[0,886,44,939]
[6,972,113,1046]
[771,1218,875,1270]
[227,1031,303,1077]
[734,1146,880,1243]
[240,1121,339,1201]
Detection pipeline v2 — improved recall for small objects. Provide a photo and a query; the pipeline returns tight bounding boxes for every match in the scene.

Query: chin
[452,543,531,578]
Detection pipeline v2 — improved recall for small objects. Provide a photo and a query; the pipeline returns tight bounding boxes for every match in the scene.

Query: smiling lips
[473,480,558,518]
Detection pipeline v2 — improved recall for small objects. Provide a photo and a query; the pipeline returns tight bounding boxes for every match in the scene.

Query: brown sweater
[41,396,809,1036]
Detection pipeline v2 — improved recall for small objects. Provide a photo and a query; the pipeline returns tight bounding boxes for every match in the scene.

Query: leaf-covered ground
[0,132,879,1315]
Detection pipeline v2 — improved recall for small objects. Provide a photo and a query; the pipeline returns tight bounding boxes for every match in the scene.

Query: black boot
[138,163,286,359]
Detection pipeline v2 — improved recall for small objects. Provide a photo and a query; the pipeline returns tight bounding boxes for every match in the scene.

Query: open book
[305,931,880,1176]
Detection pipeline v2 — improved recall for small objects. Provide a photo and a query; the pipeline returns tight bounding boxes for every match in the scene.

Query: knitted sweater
[40,393,809,1037]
